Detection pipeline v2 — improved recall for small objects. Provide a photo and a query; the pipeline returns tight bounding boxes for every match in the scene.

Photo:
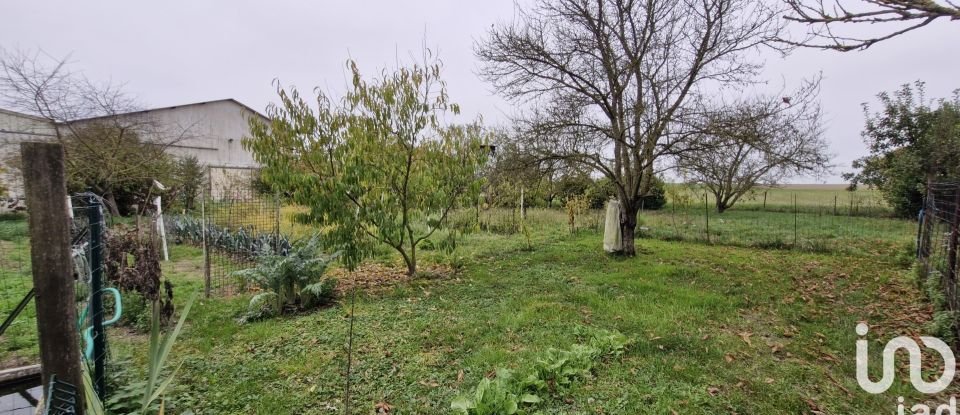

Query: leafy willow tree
[678,81,829,213]
[477,0,786,255]
[245,59,488,275]
[844,82,960,217]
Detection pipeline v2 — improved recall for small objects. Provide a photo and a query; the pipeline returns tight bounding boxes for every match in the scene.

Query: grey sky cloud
[2,0,957,183]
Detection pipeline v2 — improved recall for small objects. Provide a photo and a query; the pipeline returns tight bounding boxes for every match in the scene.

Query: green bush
[585,176,666,210]
[928,310,958,345]
[117,291,152,332]
[640,176,667,211]
[0,218,28,241]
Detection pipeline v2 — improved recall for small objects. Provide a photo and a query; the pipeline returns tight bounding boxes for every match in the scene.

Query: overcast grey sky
[2,0,958,183]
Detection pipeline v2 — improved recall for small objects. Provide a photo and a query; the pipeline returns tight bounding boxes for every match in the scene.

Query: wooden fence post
[20,142,84,409]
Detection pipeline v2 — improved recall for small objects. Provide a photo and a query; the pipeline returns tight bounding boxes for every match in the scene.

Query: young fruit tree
[245,59,488,275]
[476,0,787,255]
[677,80,830,213]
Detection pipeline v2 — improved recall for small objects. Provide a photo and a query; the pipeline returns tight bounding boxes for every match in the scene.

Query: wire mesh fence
[0,194,113,404]
[164,167,284,296]
[462,193,915,256]
[203,190,283,296]
[70,194,111,401]
[918,181,960,340]
[0,214,33,368]
[713,187,893,217]
[637,194,915,255]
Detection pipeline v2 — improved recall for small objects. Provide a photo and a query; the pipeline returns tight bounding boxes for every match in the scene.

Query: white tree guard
[603,199,622,253]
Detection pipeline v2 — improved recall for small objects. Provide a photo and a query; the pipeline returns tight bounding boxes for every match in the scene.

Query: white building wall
[0,99,266,204]
[118,100,263,169]
[0,109,57,202]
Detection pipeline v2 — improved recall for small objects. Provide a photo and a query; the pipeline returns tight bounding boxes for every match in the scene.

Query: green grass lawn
[106,220,928,414]
[636,207,915,255]
[0,217,36,368]
[470,207,915,257]
[0,205,931,414]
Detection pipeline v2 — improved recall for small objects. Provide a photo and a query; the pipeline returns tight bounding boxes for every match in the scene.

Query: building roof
[66,98,269,124]
[0,107,50,122]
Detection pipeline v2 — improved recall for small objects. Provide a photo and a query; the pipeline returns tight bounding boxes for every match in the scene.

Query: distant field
[664,183,890,217]
[453,205,914,257]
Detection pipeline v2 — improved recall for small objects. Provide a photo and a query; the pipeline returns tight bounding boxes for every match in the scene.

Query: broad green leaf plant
[245,56,488,275]
[232,235,338,322]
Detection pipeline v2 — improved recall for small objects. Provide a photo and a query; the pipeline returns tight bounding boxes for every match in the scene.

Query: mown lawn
[109,225,928,414]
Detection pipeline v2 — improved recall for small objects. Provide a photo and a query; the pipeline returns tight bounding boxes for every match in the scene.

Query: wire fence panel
[467,191,915,257]
[918,181,960,341]
[0,214,34,369]
[70,194,111,401]
[637,200,915,255]
[163,167,284,297]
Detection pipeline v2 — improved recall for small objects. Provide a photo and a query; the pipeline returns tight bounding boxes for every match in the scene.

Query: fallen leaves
[328,263,455,295]
[374,401,394,414]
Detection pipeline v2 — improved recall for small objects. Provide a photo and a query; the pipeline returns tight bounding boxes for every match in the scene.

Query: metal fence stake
[793,194,799,247]
[202,189,211,298]
[704,193,710,244]
[87,195,106,399]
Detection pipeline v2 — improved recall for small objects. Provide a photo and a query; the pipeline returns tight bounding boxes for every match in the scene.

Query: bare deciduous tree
[677,80,830,212]
[476,0,786,255]
[782,0,960,51]
[0,48,190,214]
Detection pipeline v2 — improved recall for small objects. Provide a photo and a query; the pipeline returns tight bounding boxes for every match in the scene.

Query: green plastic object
[77,287,123,361]
[43,375,78,415]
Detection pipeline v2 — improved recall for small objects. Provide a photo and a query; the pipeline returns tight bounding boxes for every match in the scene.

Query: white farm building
[0,99,267,205]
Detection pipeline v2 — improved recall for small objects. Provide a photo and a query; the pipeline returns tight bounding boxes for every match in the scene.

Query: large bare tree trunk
[716,197,730,214]
[619,199,639,256]
[102,190,121,216]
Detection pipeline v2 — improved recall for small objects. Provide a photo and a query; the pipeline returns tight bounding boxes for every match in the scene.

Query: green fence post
[704,193,710,244]
[87,194,106,400]
[793,194,799,247]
